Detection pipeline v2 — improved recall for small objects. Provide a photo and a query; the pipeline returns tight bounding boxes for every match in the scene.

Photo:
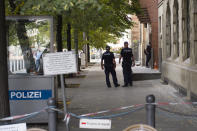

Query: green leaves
[88,28,118,49]
[5,0,141,49]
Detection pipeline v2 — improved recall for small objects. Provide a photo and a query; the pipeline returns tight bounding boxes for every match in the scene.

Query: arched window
[186,0,190,58]
[166,3,171,58]
[192,0,197,63]
[195,0,197,63]
[182,0,190,60]
[173,0,179,58]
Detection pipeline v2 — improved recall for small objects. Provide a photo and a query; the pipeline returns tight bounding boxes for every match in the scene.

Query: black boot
[115,84,120,87]
[122,84,128,87]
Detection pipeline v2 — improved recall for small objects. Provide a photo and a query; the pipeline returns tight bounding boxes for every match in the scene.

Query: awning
[136,8,150,24]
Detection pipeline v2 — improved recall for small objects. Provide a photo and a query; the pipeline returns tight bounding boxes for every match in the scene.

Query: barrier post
[47,98,57,131]
[146,94,156,128]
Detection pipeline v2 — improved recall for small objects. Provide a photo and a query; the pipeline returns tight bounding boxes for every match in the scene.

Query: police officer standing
[144,42,152,68]
[101,46,120,88]
[119,42,135,87]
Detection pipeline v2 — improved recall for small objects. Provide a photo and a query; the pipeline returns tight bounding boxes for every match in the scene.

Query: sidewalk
[57,63,197,131]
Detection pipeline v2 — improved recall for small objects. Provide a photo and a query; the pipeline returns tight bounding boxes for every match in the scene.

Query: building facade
[159,0,197,99]
[131,15,140,61]
[137,0,159,68]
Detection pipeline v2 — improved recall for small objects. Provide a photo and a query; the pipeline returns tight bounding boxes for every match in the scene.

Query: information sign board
[0,123,26,131]
[43,51,77,75]
[80,119,111,129]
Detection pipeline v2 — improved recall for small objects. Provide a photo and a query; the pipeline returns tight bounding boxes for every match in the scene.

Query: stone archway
[166,2,171,58]
[173,0,179,58]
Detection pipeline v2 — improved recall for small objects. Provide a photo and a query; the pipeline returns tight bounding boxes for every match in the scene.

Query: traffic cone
[154,61,158,70]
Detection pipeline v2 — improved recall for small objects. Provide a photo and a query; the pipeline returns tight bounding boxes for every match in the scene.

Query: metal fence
[9,59,25,72]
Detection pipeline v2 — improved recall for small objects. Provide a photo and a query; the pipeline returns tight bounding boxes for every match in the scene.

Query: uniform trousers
[104,66,118,87]
[122,63,132,85]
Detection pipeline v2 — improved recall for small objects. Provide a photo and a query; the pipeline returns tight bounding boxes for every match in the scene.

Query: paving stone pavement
[56,63,197,131]
[132,66,160,74]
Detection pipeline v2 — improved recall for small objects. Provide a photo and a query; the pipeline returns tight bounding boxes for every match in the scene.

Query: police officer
[101,46,120,88]
[119,41,135,87]
[144,42,152,67]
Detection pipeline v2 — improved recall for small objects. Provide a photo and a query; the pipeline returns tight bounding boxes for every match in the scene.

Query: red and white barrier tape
[80,104,144,117]
[0,108,46,121]
[1,101,197,122]
[154,102,197,106]
[80,102,197,117]
[64,114,71,126]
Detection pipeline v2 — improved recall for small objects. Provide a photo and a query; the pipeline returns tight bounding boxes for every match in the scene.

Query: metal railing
[9,59,25,73]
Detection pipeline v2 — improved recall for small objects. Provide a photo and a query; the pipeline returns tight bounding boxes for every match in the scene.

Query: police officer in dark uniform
[144,42,152,67]
[101,46,120,88]
[119,41,135,87]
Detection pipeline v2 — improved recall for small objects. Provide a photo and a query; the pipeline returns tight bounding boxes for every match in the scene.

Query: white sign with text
[80,119,111,129]
[43,51,77,75]
[0,123,27,131]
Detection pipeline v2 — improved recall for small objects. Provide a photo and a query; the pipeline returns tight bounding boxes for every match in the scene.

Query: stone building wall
[160,0,197,99]
[131,15,140,61]
[131,15,140,42]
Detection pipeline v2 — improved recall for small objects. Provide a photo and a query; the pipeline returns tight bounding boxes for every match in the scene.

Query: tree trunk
[83,32,88,67]
[0,0,10,118]
[67,23,71,51]
[56,15,63,87]
[74,29,79,71]
[56,15,63,52]
[16,21,35,73]
[87,33,90,63]
[9,0,35,73]
[87,44,90,63]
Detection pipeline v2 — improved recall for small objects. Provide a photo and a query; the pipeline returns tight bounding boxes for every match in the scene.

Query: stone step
[133,72,161,81]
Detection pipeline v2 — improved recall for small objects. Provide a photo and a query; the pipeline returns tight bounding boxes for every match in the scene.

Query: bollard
[47,98,57,131]
[146,95,156,128]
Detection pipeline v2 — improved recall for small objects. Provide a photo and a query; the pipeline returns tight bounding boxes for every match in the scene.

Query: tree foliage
[5,0,141,49]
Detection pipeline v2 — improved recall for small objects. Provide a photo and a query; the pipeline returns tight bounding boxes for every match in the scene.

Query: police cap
[106,45,110,50]
[124,41,129,45]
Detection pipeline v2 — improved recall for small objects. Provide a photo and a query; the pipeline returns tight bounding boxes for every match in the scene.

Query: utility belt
[104,64,115,69]
[122,62,132,67]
